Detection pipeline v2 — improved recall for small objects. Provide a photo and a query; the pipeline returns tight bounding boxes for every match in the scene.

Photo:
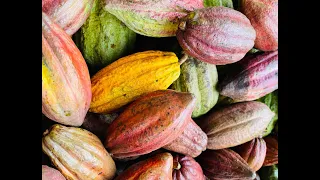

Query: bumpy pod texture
[42,124,116,180]
[172,56,219,118]
[42,12,92,126]
[220,51,278,102]
[241,0,278,51]
[172,154,205,180]
[177,7,256,65]
[105,90,196,159]
[90,50,180,114]
[42,0,94,35]
[200,101,274,150]
[104,0,204,37]
[115,153,173,180]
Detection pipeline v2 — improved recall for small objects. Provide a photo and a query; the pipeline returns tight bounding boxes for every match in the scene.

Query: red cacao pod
[173,154,205,180]
[42,12,92,126]
[115,152,173,180]
[42,165,66,180]
[163,118,207,157]
[233,138,267,171]
[42,0,94,35]
[241,0,278,51]
[263,136,278,166]
[176,7,256,65]
[105,90,196,159]
[198,149,256,180]
[220,51,278,102]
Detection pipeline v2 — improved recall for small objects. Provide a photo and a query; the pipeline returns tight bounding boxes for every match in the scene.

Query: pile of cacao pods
[42,0,278,179]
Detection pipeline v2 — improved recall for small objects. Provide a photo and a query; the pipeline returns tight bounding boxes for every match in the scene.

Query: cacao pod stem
[179,53,189,65]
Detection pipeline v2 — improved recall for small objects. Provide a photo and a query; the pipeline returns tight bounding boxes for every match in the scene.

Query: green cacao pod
[171,56,219,118]
[258,165,278,180]
[204,0,233,8]
[75,0,136,73]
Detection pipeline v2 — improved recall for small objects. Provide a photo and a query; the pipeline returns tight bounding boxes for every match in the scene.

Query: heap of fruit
[42,0,278,179]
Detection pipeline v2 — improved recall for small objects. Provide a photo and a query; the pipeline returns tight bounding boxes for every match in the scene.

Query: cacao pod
[171,56,219,118]
[198,149,256,180]
[82,112,118,140]
[90,50,180,114]
[42,0,94,35]
[163,118,207,157]
[263,136,278,166]
[173,154,205,180]
[204,0,234,8]
[115,152,173,180]
[241,0,278,51]
[233,138,267,171]
[104,0,204,37]
[255,174,261,180]
[105,90,196,159]
[74,0,136,73]
[220,51,278,102]
[259,165,278,180]
[42,165,66,180]
[176,7,256,65]
[42,124,116,180]
[42,12,92,126]
[200,101,274,150]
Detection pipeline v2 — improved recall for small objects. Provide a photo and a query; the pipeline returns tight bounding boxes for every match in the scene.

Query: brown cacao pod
[42,124,116,180]
[200,101,274,150]
[241,0,278,51]
[115,152,173,180]
[105,90,196,159]
[263,136,278,166]
[42,165,66,180]
[220,51,278,102]
[42,12,92,126]
[42,0,94,35]
[233,138,267,171]
[198,149,256,180]
[163,118,207,157]
[176,7,256,65]
[104,0,204,37]
[173,154,205,180]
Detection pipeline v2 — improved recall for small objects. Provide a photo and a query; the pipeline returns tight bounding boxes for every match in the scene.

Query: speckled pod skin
[104,0,204,37]
[220,51,278,102]
[42,12,92,126]
[176,7,256,65]
[115,153,173,180]
[172,154,205,180]
[200,101,274,150]
[42,124,116,180]
[241,0,278,51]
[163,118,208,158]
[105,90,196,159]
[42,0,94,35]
[42,165,66,180]
[198,149,256,180]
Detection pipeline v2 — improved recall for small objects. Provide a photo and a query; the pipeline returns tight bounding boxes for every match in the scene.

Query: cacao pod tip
[173,161,181,170]
[178,21,186,31]
[43,129,49,136]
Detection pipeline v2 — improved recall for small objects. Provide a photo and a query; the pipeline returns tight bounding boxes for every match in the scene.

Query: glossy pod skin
[42,12,92,126]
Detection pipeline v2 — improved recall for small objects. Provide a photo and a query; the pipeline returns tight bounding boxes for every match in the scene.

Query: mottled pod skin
[42,165,66,180]
[115,153,173,180]
[42,0,94,35]
[171,56,219,118]
[42,12,92,126]
[234,138,267,171]
[163,118,208,157]
[105,90,196,159]
[200,101,274,150]
[104,0,204,37]
[197,149,256,180]
[172,154,205,180]
[176,7,256,65]
[204,0,234,8]
[90,51,180,114]
[42,124,116,180]
[263,136,278,166]
[220,51,278,102]
[241,0,278,51]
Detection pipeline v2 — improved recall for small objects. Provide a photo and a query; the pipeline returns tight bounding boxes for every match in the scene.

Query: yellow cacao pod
[90,50,180,114]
